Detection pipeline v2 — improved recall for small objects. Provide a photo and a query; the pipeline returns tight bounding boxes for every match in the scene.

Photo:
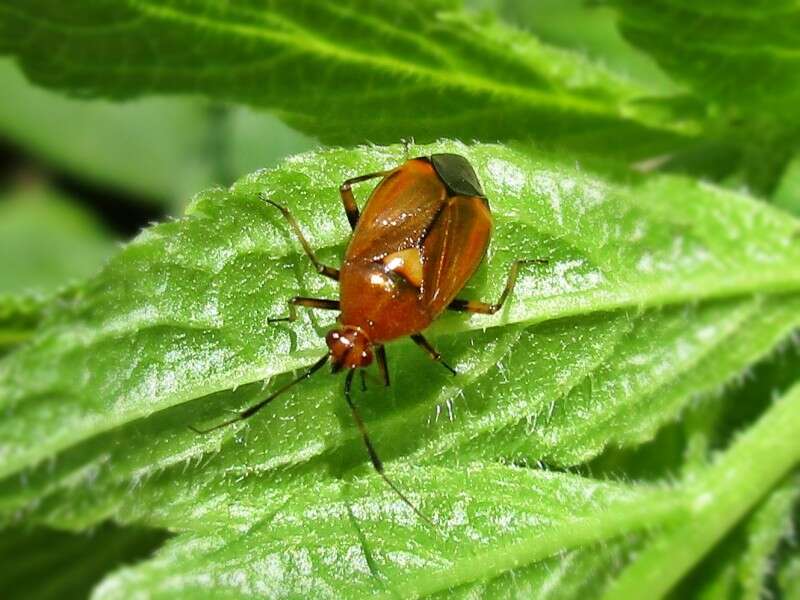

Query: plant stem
[604,381,800,599]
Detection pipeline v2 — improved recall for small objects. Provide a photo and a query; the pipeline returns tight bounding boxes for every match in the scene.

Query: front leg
[376,345,390,386]
[268,296,340,324]
[410,333,456,376]
[262,197,340,281]
[339,169,393,230]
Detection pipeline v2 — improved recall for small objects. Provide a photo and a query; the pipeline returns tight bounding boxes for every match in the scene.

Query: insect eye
[325,329,347,351]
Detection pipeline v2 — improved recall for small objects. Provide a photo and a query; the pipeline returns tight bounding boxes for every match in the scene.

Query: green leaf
[607,1,800,125]
[661,329,800,599]
[0,59,314,209]
[440,383,800,600]
[1,139,800,494]
[91,378,800,597]
[92,465,681,599]
[702,338,800,460]
[0,186,114,298]
[605,1,800,194]
[0,185,116,350]
[774,153,800,216]
[779,550,800,600]
[736,475,799,599]
[437,346,800,599]
[0,523,167,600]
[669,473,800,600]
[5,297,796,534]
[439,539,635,599]
[0,296,43,354]
[0,1,693,157]
[2,142,800,596]
[497,0,677,92]
[605,383,800,599]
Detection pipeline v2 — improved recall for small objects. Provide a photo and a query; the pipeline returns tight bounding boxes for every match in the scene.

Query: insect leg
[268,297,340,324]
[447,258,548,315]
[262,196,340,280]
[339,170,393,230]
[376,345,390,387]
[189,353,329,434]
[410,333,456,376]
[344,370,434,527]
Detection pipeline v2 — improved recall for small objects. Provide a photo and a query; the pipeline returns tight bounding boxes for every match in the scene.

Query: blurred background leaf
[0,55,314,347]
[608,0,800,124]
[0,185,115,351]
[774,153,800,216]
[479,0,679,92]
[0,186,113,298]
[0,58,314,212]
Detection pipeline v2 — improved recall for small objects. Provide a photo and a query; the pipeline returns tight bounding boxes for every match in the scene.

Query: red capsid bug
[192,152,545,524]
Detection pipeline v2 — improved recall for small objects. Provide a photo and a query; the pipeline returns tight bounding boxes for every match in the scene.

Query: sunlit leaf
[91,380,800,598]
[92,465,681,599]
[2,142,800,597]
[1,140,798,478]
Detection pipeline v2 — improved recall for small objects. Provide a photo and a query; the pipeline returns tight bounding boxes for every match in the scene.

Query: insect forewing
[346,159,447,261]
[421,195,492,316]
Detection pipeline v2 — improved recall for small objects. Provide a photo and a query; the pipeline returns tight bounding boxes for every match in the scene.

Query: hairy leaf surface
[88,383,800,598]
[606,382,800,599]
[2,142,800,597]
[1,141,800,498]
[91,465,682,599]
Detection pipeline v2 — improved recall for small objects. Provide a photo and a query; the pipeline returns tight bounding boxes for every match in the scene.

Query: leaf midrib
[40,0,635,120]
[2,268,799,484]
[393,487,686,598]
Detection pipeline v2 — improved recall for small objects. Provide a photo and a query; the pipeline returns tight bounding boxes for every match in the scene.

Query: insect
[192,153,541,521]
